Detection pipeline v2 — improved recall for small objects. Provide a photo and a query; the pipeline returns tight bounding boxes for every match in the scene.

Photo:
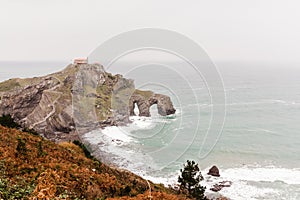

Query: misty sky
[1,0,300,63]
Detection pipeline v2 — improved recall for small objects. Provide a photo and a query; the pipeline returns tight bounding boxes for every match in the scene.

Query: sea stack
[207,165,220,177]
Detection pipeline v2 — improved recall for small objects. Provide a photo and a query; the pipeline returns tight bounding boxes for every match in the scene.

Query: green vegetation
[16,137,27,157]
[0,178,35,200]
[0,114,38,136]
[22,127,39,136]
[178,160,207,200]
[53,64,79,83]
[0,79,20,92]
[96,81,113,120]
[0,114,20,129]
[134,89,154,99]
[37,141,46,157]
[73,140,93,159]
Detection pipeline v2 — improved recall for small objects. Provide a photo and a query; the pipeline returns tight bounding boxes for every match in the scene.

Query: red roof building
[73,57,88,64]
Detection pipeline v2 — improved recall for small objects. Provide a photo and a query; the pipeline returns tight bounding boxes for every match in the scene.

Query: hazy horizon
[1,60,299,83]
[1,0,300,64]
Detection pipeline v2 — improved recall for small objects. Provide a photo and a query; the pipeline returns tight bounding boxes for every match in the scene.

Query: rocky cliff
[0,63,176,140]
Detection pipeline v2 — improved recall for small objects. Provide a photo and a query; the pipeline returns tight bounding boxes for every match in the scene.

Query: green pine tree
[178,160,207,200]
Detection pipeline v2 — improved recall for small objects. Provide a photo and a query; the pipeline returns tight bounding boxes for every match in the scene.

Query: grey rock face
[129,92,176,117]
[0,63,176,141]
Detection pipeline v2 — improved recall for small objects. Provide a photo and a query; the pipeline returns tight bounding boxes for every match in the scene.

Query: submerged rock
[219,181,232,187]
[208,165,220,177]
[210,181,232,192]
[210,184,223,192]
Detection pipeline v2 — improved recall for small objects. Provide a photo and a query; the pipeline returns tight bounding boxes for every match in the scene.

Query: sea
[1,61,299,200]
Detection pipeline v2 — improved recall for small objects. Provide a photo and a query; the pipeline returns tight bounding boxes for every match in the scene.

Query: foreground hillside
[0,125,189,199]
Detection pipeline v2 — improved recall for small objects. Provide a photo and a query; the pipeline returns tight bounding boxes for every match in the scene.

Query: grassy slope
[0,79,21,92]
[0,72,52,93]
[133,90,154,100]
[0,126,189,200]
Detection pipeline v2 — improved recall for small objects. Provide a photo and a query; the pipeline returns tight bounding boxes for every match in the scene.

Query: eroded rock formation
[129,91,176,117]
[0,63,176,141]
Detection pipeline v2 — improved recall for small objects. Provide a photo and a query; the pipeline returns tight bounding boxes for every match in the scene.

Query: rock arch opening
[129,91,176,117]
[133,102,140,116]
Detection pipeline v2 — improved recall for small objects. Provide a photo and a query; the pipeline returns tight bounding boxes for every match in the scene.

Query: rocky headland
[0,63,176,141]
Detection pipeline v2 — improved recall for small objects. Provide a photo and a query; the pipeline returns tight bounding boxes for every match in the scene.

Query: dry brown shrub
[32,169,60,199]
[0,125,191,199]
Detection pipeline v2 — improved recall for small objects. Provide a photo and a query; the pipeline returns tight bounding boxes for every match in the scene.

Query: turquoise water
[102,61,300,199]
[105,62,300,169]
[1,61,300,199]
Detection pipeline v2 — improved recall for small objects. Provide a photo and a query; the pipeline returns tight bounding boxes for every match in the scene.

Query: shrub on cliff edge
[72,140,93,159]
[0,114,20,129]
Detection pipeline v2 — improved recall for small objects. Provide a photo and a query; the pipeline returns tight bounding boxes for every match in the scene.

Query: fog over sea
[1,61,300,200]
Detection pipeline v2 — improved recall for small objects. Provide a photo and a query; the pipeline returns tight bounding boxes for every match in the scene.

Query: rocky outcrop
[210,181,232,192]
[0,65,78,139]
[0,77,59,122]
[0,63,176,140]
[208,165,220,177]
[129,91,176,117]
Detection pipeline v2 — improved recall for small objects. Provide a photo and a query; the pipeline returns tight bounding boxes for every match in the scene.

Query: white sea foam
[83,128,156,172]
[100,115,159,143]
[102,126,133,143]
[129,116,155,130]
[83,115,169,172]
[203,166,300,200]
[138,166,300,200]
[220,166,300,185]
[142,173,179,187]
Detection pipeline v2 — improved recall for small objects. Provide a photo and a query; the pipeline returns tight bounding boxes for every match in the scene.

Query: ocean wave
[203,166,300,200]
[224,86,253,92]
[83,128,157,173]
[142,165,300,200]
[224,99,300,107]
[129,116,155,130]
[182,103,213,108]
[83,111,300,200]
[225,128,281,136]
[219,166,300,185]
[84,125,300,200]
[101,126,134,143]
[267,99,300,106]
[178,99,300,108]
[82,114,179,176]
[226,101,266,106]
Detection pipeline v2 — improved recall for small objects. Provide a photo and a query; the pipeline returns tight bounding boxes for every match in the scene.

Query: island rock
[208,165,220,177]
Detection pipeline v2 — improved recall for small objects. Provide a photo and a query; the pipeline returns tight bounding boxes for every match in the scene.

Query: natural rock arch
[129,90,176,117]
